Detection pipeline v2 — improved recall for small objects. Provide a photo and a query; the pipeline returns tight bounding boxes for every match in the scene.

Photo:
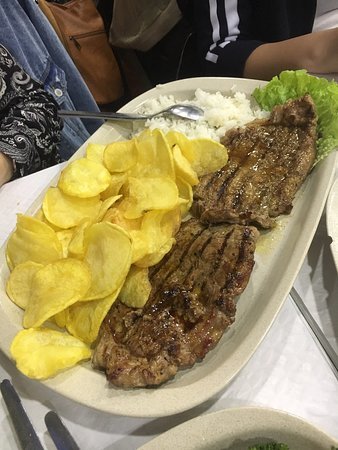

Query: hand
[0,152,14,187]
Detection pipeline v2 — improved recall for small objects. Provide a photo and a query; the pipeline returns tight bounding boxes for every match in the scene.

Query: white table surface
[0,163,337,450]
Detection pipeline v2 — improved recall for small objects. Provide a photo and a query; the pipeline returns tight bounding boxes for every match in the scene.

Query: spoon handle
[58,110,148,121]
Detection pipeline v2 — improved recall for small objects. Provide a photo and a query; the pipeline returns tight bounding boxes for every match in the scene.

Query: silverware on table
[45,411,80,450]
[58,104,204,122]
[1,379,79,450]
[0,379,44,450]
[290,287,338,380]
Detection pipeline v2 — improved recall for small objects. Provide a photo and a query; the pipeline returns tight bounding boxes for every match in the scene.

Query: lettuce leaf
[252,70,338,164]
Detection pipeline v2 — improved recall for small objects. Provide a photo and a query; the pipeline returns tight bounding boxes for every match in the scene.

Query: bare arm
[0,153,14,187]
[244,27,338,80]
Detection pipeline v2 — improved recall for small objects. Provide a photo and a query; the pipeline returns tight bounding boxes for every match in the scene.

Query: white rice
[135,87,269,141]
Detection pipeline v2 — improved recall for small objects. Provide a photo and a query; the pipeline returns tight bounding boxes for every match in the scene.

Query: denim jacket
[1,0,103,160]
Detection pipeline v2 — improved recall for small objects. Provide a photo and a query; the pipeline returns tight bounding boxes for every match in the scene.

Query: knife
[45,410,80,450]
[0,379,44,450]
[290,287,338,380]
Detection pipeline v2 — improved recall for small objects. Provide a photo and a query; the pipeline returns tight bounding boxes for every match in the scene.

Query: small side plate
[139,406,338,450]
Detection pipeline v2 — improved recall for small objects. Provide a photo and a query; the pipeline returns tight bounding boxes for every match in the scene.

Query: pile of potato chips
[5,128,228,379]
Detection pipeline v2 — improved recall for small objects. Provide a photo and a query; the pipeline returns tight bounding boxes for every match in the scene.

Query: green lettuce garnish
[248,444,289,450]
[252,70,338,164]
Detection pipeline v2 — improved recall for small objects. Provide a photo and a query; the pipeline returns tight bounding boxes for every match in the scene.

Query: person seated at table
[175,0,338,81]
[1,0,103,161]
[108,0,338,85]
[0,44,62,187]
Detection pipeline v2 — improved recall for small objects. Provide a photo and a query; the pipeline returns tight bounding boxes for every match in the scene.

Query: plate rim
[326,176,338,272]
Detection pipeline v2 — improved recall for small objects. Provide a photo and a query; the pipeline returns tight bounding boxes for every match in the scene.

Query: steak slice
[192,95,318,228]
[92,218,259,388]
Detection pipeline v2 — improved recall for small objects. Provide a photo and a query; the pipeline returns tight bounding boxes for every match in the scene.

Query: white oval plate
[139,407,338,449]
[0,78,336,417]
[326,177,338,272]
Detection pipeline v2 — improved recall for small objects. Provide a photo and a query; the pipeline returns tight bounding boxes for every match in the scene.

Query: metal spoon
[58,104,204,122]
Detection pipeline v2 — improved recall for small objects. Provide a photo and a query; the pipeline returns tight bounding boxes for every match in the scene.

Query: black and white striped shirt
[178,0,317,76]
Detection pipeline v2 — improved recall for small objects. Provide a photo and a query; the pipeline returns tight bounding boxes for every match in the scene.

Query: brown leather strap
[38,0,66,46]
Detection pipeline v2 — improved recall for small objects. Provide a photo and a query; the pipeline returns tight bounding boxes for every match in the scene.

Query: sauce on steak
[192,95,317,228]
[92,218,259,388]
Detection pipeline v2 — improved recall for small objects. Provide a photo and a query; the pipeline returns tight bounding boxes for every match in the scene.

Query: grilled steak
[92,218,259,388]
[192,95,317,228]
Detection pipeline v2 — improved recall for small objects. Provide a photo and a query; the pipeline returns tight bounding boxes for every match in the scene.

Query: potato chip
[6,261,44,309]
[53,309,67,328]
[100,173,127,200]
[123,177,179,219]
[119,265,151,308]
[172,144,199,186]
[112,198,136,220]
[6,214,63,270]
[66,289,120,344]
[34,208,45,222]
[132,129,175,179]
[35,208,63,232]
[82,222,132,300]
[129,229,149,263]
[165,130,195,162]
[103,139,137,173]
[102,206,142,231]
[154,206,181,238]
[67,218,92,259]
[58,158,111,198]
[97,195,122,222]
[56,229,74,258]
[131,208,180,266]
[136,237,175,268]
[176,176,193,216]
[42,187,102,229]
[10,327,91,379]
[23,258,92,328]
[189,138,228,176]
[86,142,106,164]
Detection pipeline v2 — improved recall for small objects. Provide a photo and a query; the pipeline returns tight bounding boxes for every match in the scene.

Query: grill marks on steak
[92,219,259,388]
[192,95,317,228]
